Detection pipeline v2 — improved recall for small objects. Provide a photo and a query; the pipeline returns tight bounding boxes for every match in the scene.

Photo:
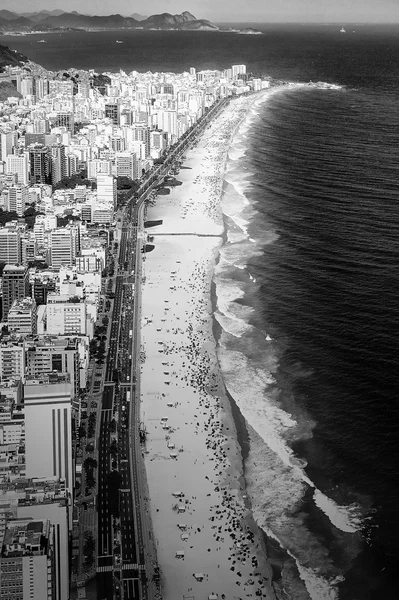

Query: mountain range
[0,10,218,31]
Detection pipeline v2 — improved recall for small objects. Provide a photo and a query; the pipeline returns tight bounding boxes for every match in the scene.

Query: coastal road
[94,95,231,599]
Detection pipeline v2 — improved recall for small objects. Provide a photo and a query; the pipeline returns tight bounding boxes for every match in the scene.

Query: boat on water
[340,27,346,33]
[116,40,123,43]
[37,39,47,43]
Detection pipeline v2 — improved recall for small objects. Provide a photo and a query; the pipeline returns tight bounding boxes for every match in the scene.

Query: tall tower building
[67,154,78,177]
[20,76,34,97]
[55,111,74,133]
[50,227,79,268]
[0,343,25,382]
[51,144,67,185]
[97,174,117,208]
[35,76,49,99]
[105,103,119,125]
[24,374,73,493]
[2,264,29,320]
[0,131,17,162]
[132,124,150,157]
[232,64,247,79]
[116,152,138,179]
[0,225,22,264]
[29,144,52,184]
[4,185,29,216]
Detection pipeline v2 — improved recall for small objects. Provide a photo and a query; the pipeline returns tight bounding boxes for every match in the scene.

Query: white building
[115,152,138,179]
[50,226,79,268]
[2,184,29,216]
[46,294,87,337]
[0,223,22,265]
[24,374,73,494]
[0,344,25,382]
[7,297,37,335]
[0,518,53,600]
[232,64,247,78]
[97,173,116,208]
[6,153,29,185]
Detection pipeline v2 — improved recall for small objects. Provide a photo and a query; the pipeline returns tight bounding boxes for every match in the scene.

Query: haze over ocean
[5,24,399,598]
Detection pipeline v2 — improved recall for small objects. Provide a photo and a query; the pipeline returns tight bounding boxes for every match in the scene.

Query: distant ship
[340,27,346,33]
[116,40,123,43]
[37,39,47,43]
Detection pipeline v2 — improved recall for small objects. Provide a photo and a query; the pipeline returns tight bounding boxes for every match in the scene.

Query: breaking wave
[212,88,366,600]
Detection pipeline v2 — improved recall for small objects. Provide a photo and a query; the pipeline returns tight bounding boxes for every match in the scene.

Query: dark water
[244,86,399,599]
[2,24,399,90]
[4,24,399,599]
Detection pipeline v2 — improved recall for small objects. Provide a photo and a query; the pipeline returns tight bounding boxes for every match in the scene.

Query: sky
[3,0,399,23]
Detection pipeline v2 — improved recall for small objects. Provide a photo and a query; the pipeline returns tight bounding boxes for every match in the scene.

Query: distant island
[0,10,263,35]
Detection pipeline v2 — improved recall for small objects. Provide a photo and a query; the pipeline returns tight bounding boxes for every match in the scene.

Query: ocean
[4,24,399,599]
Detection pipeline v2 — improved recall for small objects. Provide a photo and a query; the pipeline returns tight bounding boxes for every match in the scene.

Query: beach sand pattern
[140,95,278,600]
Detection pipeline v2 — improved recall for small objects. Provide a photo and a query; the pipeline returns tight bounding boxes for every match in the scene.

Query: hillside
[0,44,28,71]
[0,80,21,101]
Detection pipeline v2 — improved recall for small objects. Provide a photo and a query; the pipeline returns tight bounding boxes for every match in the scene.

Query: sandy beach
[140,92,279,600]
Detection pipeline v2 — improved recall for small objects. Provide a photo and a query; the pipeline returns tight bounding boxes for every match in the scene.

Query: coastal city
[0,59,273,600]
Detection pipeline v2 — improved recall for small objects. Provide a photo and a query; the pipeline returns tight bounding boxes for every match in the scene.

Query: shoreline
[139,87,292,599]
[139,81,342,599]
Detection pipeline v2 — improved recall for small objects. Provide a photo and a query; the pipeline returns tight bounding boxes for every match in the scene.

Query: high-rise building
[66,154,78,177]
[97,174,117,208]
[0,343,24,382]
[46,294,87,337]
[115,152,138,179]
[2,265,29,320]
[232,64,247,79]
[0,131,17,162]
[132,124,150,157]
[20,76,34,97]
[0,224,22,265]
[24,373,73,492]
[35,77,49,99]
[24,337,81,399]
[51,144,67,185]
[110,136,125,152]
[0,518,54,600]
[8,297,37,335]
[157,110,178,142]
[3,184,29,216]
[105,103,119,124]
[55,112,74,133]
[87,159,112,180]
[50,227,79,268]
[29,144,52,184]
[6,153,29,185]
